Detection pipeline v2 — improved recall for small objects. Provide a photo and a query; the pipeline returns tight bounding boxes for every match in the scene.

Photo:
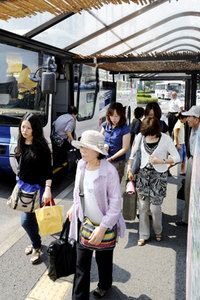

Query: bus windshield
[167,83,181,92]
[0,43,51,127]
[155,81,185,99]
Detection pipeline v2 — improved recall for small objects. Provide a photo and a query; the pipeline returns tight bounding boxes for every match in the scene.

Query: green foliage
[137,97,158,104]
[145,89,155,93]
[137,93,151,98]
[137,89,155,94]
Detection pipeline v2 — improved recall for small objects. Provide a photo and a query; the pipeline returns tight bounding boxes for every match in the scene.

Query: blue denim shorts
[177,144,186,162]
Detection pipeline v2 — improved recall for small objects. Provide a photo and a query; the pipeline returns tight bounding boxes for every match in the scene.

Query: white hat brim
[182,107,200,118]
[72,140,108,156]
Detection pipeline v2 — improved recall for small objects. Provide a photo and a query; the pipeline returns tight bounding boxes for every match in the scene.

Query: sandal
[155,233,162,242]
[93,287,108,298]
[25,245,33,255]
[138,239,146,246]
[30,248,41,264]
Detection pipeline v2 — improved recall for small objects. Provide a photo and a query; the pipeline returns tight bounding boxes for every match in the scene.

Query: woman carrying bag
[128,117,180,246]
[67,130,125,300]
[15,113,52,264]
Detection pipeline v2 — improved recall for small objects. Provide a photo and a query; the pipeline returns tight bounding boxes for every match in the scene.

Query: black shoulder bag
[47,218,76,281]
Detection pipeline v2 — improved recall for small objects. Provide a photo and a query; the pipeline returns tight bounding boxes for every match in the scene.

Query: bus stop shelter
[0,0,200,109]
[0,1,200,299]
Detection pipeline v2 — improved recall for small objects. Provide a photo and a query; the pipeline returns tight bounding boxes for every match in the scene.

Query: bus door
[74,64,116,139]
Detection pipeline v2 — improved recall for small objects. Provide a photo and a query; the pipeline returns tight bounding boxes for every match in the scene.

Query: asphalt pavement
[0,165,187,300]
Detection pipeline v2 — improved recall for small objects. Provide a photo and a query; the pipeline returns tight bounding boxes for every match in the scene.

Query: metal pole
[185,79,191,111]
[191,73,197,106]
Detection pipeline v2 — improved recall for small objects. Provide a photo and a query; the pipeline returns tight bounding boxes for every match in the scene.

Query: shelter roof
[0,0,155,21]
[1,0,200,76]
[73,52,200,73]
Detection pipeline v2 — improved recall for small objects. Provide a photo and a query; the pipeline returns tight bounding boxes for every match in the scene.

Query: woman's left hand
[42,188,51,204]
[89,226,107,245]
[150,156,162,165]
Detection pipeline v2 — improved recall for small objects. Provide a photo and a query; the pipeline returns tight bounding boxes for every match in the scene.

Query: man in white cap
[176,105,200,226]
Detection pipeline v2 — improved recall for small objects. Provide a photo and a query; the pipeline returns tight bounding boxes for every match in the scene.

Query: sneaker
[93,287,108,298]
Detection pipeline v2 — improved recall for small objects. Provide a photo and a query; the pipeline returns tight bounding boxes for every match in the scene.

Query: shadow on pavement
[90,285,153,299]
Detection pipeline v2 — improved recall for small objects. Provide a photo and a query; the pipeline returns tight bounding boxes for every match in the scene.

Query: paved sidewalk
[64,165,187,300]
[0,166,186,300]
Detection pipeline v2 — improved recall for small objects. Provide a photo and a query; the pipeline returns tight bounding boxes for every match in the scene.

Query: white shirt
[173,120,185,145]
[190,126,199,156]
[130,133,180,172]
[169,98,182,113]
[83,169,103,223]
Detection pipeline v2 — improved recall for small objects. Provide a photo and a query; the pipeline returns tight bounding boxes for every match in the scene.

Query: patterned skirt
[136,166,168,205]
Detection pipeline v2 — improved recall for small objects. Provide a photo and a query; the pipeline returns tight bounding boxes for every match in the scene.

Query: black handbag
[47,218,76,281]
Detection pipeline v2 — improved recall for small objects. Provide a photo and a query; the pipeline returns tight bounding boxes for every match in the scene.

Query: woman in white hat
[67,130,125,300]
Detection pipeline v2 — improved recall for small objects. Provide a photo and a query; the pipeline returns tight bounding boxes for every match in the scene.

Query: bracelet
[45,185,51,188]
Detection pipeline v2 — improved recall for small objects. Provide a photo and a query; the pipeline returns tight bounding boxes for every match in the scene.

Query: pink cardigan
[69,159,126,241]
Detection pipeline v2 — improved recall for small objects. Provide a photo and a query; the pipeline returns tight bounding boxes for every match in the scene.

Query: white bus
[0,41,137,175]
[74,65,137,137]
[155,81,185,100]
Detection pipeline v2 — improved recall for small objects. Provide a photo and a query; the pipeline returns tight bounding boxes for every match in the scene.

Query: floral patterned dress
[136,137,168,205]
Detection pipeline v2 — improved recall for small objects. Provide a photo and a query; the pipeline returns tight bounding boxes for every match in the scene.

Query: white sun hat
[182,106,200,118]
[72,130,108,155]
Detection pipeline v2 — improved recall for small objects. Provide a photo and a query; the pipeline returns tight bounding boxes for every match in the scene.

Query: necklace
[144,137,160,155]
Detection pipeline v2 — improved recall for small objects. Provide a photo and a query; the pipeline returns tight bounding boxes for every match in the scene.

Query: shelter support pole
[184,78,191,156]
[191,72,197,106]
[185,79,191,111]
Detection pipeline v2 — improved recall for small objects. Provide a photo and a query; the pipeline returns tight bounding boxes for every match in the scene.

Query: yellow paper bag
[35,205,63,236]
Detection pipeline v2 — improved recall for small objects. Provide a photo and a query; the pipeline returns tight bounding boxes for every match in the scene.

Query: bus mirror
[41,72,56,94]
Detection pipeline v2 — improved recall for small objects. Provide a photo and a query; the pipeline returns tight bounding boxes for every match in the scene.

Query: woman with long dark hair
[15,113,52,264]
[101,102,130,181]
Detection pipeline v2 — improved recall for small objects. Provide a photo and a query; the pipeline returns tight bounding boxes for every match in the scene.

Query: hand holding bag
[80,217,117,251]
[79,174,117,251]
[126,180,135,194]
[35,203,63,236]
[131,136,143,174]
[47,218,76,281]
[123,180,137,220]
